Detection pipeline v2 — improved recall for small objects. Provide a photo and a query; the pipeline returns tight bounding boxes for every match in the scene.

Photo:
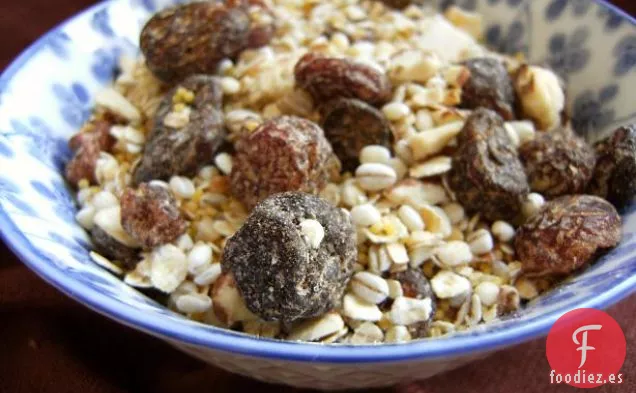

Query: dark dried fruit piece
[133,75,226,185]
[449,108,529,221]
[120,183,187,249]
[321,98,393,171]
[515,195,621,276]
[91,226,140,268]
[230,116,340,209]
[294,53,392,106]
[460,58,516,120]
[65,120,116,187]
[140,2,251,83]
[379,0,426,9]
[222,192,357,323]
[588,124,636,210]
[519,129,596,198]
[389,268,436,338]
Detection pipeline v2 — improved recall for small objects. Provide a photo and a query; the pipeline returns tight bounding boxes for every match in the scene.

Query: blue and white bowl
[1,0,635,389]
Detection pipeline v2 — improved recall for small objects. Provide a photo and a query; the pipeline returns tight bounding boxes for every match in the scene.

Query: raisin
[222,192,357,323]
[230,116,340,209]
[387,269,436,338]
[321,98,394,172]
[379,0,426,9]
[515,195,621,276]
[140,2,251,83]
[133,75,226,185]
[91,226,140,269]
[65,120,115,187]
[120,183,187,249]
[519,128,596,198]
[588,124,636,210]
[460,58,516,120]
[449,108,529,221]
[294,53,392,106]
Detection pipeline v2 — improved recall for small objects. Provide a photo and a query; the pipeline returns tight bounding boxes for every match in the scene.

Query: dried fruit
[294,53,392,106]
[133,75,226,184]
[449,108,529,221]
[519,129,596,198]
[222,192,357,322]
[588,124,636,210]
[379,0,426,9]
[65,120,115,187]
[230,116,340,209]
[460,58,516,120]
[140,2,251,82]
[91,226,139,268]
[321,98,393,171]
[515,195,621,276]
[120,183,187,249]
[387,269,436,338]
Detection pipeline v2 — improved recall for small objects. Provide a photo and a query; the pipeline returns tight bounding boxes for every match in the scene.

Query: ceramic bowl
[1,0,635,390]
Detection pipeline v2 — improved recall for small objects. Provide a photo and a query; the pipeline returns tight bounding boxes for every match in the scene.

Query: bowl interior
[0,0,635,362]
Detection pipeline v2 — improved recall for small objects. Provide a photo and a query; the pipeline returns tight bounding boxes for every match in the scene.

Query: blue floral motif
[139,0,156,12]
[572,85,618,138]
[31,179,77,222]
[91,8,115,37]
[439,0,476,11]
[485,21,526,55]
[487,0,523,6]
[546,27,590,78]
[2,117,71,170]
[597,6,625,31]
[546,0,591,21]
[92,47,122,82]
[47,231,90,261]
[613,35,636,77]
[46,31,71,59]
[0,137,13,158]
[0,178,36,215]
[52,83,90,128]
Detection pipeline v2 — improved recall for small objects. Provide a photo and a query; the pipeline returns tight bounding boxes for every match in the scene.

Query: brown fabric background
[0,1,635,392]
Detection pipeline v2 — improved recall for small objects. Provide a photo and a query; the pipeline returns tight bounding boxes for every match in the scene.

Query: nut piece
[66,120,115,187]
[519,129,596,197]
[294,53,392,106]
[408,121,464,161]
[449,108,529,221]
[212,272,258,327]
[120,183,186,249]
[91,226,139,268]
[515,195,621,276]
[222,192,357,322]
[321,98,394,171]
[460,58,516,120]
[230,116,340,209]
[589,124,636,210]
[140,2,251,82]
[288,312,345,342]
[133,75,226,184]
[514,65,565,131]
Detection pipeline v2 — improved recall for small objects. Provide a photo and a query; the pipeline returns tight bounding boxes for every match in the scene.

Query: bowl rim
[1,0,635,364]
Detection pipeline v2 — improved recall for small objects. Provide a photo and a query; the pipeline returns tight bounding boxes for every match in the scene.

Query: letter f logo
[572,325,602,368]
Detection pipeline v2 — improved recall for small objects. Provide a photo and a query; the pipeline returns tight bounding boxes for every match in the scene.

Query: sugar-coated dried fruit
[515,195,621,276]
[449,108,529,221]
[230,116,340,209]
[321,98,394,171]
[133,75,225,185]
[294,53,392,106]
[91,226,140,268]
[222,192,357,322]
[460,58,516,120]
[588,124,636,210]
[65,120,115,187]
[140,2,251,83]
[120,183,187,249]
[519,129,596,198]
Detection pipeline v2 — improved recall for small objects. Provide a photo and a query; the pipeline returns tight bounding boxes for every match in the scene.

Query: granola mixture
[66,0,629,344]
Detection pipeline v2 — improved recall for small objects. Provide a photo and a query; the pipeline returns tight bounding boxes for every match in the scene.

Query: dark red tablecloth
[1,1,635,392]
